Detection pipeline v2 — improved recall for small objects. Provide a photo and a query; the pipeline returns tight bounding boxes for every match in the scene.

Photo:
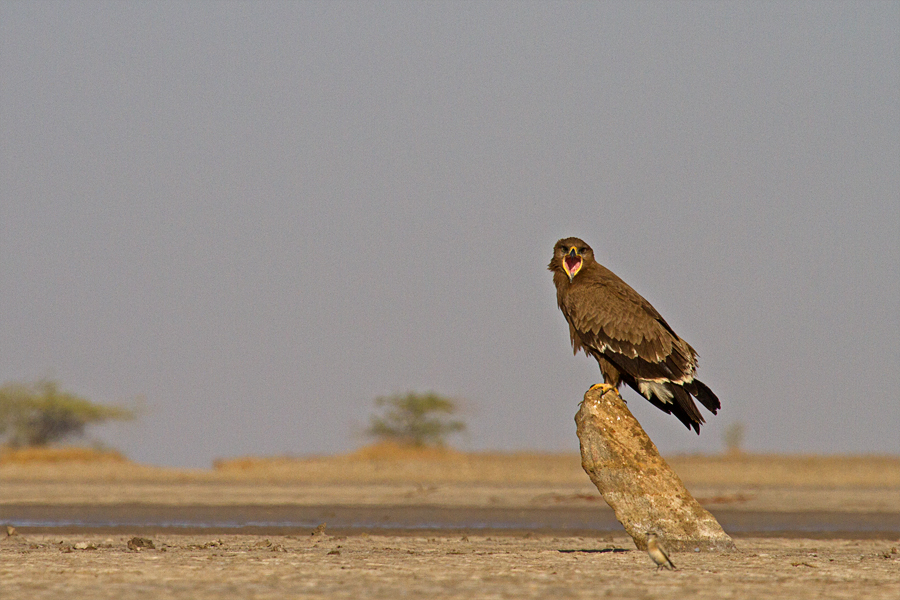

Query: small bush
[0,379,135,448]
[722,422,746,456]
[366,392,466,448]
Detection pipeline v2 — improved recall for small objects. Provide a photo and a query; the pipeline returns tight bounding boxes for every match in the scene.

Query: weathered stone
[575,385,736,552]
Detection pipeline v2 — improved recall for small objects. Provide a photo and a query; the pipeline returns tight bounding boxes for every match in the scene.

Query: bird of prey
[646,532,676,571]
[549,237,720,433]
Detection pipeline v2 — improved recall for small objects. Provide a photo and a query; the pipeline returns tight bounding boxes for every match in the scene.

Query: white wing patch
[638,380,673,403]
[638,365,699,404]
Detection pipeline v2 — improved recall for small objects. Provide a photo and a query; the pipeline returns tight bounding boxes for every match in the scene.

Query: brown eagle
[549,237,720,433]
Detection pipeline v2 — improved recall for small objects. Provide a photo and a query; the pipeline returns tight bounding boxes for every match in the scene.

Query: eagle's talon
[588,383,617,396]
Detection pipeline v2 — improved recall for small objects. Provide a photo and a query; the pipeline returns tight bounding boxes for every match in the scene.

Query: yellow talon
[588,383,617,395]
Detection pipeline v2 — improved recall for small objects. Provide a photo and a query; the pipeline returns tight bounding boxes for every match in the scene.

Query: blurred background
[1,1,897,467]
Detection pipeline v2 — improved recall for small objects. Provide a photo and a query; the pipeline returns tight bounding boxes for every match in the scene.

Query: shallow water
[3,504,898,537]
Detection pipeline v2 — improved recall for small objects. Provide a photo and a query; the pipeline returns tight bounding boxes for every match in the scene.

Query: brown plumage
[646,532,677,571]
[549,237,720,433]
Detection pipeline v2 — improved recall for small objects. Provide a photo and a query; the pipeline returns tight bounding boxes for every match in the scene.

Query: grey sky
[2,2,897,468]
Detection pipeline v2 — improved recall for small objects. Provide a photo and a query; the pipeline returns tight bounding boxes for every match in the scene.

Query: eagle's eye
[580,247,589,254]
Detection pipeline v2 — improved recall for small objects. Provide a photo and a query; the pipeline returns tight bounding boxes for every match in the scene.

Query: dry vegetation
[2,443,898,489]
[0,446,127,464]
[666,453,900,488]
[213,443,586,485]
[212,444,900,488]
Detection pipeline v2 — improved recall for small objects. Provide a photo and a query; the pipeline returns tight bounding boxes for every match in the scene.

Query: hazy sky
[2,2,898,468]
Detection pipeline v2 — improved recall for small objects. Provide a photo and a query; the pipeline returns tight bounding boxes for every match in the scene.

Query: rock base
[575,385,736,551]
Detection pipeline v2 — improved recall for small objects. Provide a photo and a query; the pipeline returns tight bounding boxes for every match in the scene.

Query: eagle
[549,237,720,433]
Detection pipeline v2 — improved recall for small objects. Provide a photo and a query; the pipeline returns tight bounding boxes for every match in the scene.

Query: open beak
[563,247,583,282]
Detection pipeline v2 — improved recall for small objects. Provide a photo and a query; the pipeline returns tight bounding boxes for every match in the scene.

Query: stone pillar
[575,385,736,551]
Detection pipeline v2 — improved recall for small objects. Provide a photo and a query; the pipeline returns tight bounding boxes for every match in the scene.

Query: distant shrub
[722,422,746,456]
[0,379,135,447]
[366,392,466,448]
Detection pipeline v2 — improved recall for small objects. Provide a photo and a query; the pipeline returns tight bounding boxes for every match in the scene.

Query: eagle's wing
[561,271,696,383]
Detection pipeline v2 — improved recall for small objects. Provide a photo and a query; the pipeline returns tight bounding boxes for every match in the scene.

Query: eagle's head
[550,237,594,282]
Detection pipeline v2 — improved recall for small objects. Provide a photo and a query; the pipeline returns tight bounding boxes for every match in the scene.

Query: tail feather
[668,383,704,426]
[686,379,721,414]
[631,381,701,434]
[630,378,720,435]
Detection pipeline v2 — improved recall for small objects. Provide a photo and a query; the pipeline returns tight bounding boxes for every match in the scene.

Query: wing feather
[560,266,696,382]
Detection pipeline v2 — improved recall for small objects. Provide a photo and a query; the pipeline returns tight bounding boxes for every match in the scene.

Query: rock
[0,525,29,547]
[575,385,736,552]
[127,537,155,551]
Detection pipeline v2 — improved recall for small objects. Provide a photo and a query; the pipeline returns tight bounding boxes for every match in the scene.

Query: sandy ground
[1,451,898,599]
[2,531,899,600]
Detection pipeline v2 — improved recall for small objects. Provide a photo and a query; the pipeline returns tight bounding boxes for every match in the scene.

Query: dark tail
[685,379,721,414]
[631,378,720,435]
